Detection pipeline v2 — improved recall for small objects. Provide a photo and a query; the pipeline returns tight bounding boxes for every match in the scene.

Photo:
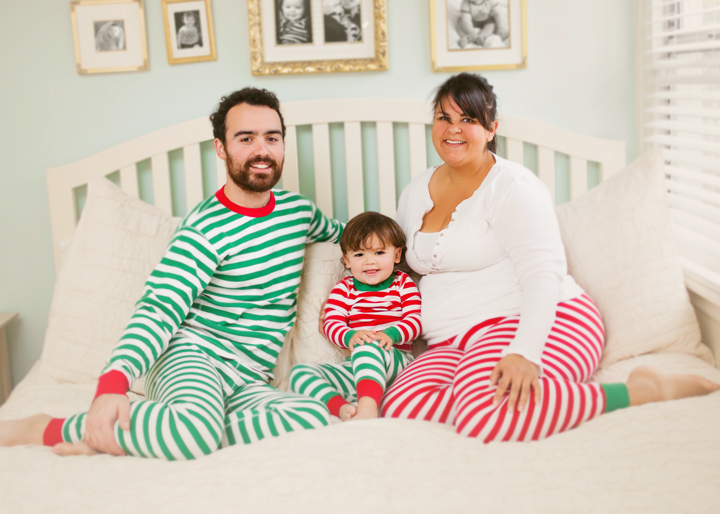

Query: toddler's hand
[348,330,378,351]
[374,332,394,351]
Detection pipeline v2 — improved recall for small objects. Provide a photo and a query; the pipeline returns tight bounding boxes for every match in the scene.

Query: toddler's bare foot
[0,414,51,446]
[353,397,379,420]
[52,441,101,457]
[627,366,720,406]
[338,403,357,421]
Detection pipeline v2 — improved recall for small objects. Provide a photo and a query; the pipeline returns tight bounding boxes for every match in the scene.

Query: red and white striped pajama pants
[381,294,606,442]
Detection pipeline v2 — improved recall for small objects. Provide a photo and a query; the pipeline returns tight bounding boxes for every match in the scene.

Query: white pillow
[555,150,713,367]
[40,178,180,383]
[273,243,349,390]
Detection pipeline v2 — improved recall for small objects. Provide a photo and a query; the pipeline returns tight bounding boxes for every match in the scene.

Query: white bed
[2,98,719,513]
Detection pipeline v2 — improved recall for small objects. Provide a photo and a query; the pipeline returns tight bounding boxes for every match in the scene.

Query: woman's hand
[489,354,541,412]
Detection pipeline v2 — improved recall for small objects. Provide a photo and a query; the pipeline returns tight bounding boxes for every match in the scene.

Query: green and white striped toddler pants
[61,341,330,460]
[289,342,413,414]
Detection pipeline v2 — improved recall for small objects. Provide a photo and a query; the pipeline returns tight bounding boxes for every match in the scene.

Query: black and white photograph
[275,0,312,45]
[430,0,525,71]
[71,0,148,74]
[323,0,362,43]
[94,20,126,51]
[447,0,510,50]
[162,0,216,64]
[173,10,202,49]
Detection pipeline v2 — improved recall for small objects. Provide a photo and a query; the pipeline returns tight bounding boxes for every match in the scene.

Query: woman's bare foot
[338,403,357,421]
[52,441,100,457]
[0,414,51,446]
[353,397,379,420]
[626,366,720,407]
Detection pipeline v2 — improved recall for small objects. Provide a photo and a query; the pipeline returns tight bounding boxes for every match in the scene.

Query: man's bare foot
[52,441,101,457]
[626,366,720,407]
[353,397,379,420]
[0,414,51,446]
[338,403,357,421]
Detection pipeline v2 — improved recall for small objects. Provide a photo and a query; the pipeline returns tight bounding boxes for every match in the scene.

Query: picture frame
[162,0,217,65]
[430,0,527,72]
[70,0,149,74]
[248,0,388,76]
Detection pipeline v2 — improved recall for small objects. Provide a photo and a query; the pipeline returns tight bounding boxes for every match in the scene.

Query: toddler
[277,0,312,45]
[177,12,201,49]
[290,212,421,420]
[457,0,509,48]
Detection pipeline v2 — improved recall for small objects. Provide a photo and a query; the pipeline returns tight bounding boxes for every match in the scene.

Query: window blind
[639,0,720,292]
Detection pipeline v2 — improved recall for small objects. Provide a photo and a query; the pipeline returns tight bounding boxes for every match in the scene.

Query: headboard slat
[183,143,204,210]
[376,121,397,217]
[506,138,524,167]
[570,156,589,200]
[344,121,365,218]
[311,123,334,217]
[283,126,300,194]
[408,123,427,180]
[537,146,556,204]
[150,153,173,215]
[119,164,139,198]
[216,155,225,192]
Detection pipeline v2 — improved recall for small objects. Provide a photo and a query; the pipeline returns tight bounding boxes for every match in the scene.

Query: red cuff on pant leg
[326,395,350,418]
[43,418,65,447]
[94,370,130,400]
[357,379,383,406]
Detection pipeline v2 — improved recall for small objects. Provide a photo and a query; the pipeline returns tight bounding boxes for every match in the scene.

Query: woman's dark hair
[432,72,498,154]
[340,211,407,257]
[210,87,287,144]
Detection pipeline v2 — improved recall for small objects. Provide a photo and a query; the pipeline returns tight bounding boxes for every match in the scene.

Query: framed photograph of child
[248,0,388,75]
[430,0,527,72]
[162,0,217,64]
[70,0,149,74]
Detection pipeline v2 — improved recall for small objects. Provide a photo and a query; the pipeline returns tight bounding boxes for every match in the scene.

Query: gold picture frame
[430,0,527,72]
[70,0,149,74]
[162,0,217,65]
[248,0,388,76]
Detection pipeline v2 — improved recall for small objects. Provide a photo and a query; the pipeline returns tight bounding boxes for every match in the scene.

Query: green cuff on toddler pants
[601,383,630,413]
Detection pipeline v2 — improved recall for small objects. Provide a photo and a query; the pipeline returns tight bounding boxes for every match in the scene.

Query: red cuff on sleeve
[326,395,351,418]
[357,379,383,406]
[43,418,66,447]
[94,370,130,400]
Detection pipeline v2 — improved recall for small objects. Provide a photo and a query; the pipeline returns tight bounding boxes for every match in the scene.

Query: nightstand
[0,313,18,406]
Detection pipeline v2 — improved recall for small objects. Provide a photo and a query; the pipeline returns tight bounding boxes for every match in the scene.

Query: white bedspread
[2,353,719,514]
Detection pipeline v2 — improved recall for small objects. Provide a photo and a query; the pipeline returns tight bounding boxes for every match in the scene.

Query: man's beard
[227,154,283,193]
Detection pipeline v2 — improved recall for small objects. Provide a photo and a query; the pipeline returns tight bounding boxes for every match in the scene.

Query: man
[0,88,343,460]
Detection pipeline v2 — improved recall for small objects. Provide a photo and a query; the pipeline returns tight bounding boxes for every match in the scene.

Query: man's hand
[348,330,378,351]
[489,354,541,413]
[83,394,130,456]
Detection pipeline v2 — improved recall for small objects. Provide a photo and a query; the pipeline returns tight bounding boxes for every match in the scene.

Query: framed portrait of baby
[248,0,388,75]
[161,0,217,65]
[70,0,149,74]
[430,0,527,71]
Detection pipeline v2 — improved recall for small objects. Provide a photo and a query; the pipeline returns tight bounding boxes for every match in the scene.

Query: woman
[379,73,719,441]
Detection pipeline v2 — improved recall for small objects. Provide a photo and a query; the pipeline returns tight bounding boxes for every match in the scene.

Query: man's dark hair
[432,72,498,154]
[210,87,287,144]
[340,211,407,258]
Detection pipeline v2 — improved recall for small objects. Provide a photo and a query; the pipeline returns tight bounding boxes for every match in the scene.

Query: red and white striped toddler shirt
[324,271,421,352]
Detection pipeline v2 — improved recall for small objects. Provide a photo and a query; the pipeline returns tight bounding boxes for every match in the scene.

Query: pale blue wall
[0,0,636,387]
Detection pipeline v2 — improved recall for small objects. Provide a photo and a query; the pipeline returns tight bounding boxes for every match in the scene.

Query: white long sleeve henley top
[396,155,584,367]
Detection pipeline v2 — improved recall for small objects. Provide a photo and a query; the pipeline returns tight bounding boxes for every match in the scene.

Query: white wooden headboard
[46,98,626,274]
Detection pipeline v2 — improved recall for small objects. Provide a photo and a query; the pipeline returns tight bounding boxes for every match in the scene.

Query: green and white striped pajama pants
[60,340,331,460]
[289,342,413,411]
